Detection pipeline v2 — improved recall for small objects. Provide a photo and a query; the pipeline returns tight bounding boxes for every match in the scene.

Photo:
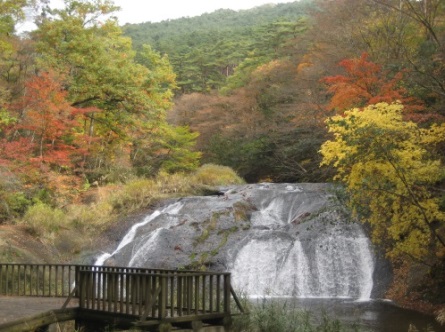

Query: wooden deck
[0,264,245,331]
[0,296,78,324]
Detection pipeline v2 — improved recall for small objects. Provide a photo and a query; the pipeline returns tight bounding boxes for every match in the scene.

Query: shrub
[108,166,243,214]
[20,203,67,237]
[107,172,193,213]
[108,178,157,213]
[154,171,194,194]
[0,191,31,222]
[192,164,245,186]
[66,201,113,231]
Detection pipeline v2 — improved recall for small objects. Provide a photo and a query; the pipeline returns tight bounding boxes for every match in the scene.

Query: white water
[94,201,183,265]
[94,184,376,300]
[231,229,375,300]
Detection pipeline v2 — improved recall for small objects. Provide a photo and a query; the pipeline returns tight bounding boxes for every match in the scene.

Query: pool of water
[290,298,444,331]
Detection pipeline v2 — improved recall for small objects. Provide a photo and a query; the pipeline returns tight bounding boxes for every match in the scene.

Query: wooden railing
[78,268,233,320]
[0,264,86,297]
[0,263,244,323]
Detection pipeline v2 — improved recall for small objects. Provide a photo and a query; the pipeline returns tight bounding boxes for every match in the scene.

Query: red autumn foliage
[322,53,425,119]
[4,72,95,171]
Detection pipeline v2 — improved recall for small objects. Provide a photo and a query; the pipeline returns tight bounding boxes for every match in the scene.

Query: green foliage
[33,0,178,177]
[123,2,313,93]
[0,191,30,222]
[205,135,272,182]
[221,56,268,94]
[320,102,445,260]
[205,127,328,183]
[20,203,67,237]
[0,109,16,130]
[135,44,177,108]
[0,0,28,34]
[158,125,202,173]
[132,124,201,176]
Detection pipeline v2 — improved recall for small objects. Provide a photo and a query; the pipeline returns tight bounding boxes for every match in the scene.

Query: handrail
[0,263,245,320]
[78,268,232,320]
[78,268,230,278]
[0,264,87,297]
[0,263,231,274]
[79,265,231,276]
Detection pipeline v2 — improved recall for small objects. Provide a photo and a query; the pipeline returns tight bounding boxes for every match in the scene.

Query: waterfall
[94,201,184,266]
[96,183,376,300]
[230,230,374,300]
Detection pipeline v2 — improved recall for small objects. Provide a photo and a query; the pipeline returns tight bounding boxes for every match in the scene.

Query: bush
[66,201,113,231]
[108,178,157,213]
[14,164,245,253]
[0,191,31,222]
[154,171,194,194]
[20,203,67,237]
[192,164,245,186]
[108,172,194,214]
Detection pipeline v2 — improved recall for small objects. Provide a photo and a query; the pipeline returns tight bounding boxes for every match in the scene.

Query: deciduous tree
[320,102,445,260]
[32,0,178,179]
[322,53,424,117]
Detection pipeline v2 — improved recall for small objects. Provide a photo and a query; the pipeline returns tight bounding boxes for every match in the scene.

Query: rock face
[97,183,391,300]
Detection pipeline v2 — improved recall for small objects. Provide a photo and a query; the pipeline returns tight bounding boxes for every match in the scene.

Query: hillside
[122,1,315,93]
[1,0,445,318]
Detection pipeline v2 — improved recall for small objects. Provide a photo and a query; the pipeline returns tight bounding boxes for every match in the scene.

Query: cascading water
[231,229,374,299]
[96,183,377,300]
[95,201,184,266]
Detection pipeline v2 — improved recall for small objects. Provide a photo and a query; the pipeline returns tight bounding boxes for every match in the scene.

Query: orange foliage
[323,53,425,118]
[3,71,96,177]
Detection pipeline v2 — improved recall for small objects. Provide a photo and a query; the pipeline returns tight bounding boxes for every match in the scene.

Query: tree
[15,71,81,168]
[131,124,201,175]
[156,125,201,173]
[370,0,443,46]
[322,53,424,117]
[320,102,445,260]
[135,44,177,111]
[0,1,43,106]
[368,0,445,113]
[32,0,177,179]
[0,0,29,34]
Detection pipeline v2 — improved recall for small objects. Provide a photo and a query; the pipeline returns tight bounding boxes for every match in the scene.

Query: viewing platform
[0,263,245,331]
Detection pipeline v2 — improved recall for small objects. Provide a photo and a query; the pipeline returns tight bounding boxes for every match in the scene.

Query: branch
[370,0,441,46]
[71,96,99,107]
[379,145,445,248]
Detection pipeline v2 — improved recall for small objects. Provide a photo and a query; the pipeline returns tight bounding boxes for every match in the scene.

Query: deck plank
[0,296,78,325]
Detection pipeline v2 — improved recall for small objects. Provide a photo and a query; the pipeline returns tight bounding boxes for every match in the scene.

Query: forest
[1,0,445,315]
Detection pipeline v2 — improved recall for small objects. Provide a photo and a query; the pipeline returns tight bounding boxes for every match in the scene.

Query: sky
[19,0,297,32]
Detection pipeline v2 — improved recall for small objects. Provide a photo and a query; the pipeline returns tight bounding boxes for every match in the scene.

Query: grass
[15,164,244,259]
[192,163,245,186]
[231,298,361,332]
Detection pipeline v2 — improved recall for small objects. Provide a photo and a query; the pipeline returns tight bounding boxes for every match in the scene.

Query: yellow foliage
[192,164,245,186]
[320,102,445,260]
